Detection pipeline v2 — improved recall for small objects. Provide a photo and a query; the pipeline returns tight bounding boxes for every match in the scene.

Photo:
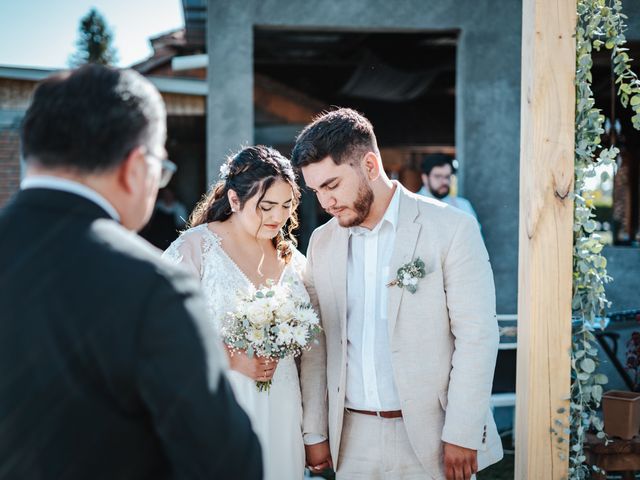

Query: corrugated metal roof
[182,0,206,48]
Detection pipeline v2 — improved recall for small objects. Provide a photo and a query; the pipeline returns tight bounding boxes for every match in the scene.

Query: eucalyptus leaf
[580,358,596,374]
[592,385,603,401]
[560,1,623,474]
[577,372,591,381]
[593,373,608,384]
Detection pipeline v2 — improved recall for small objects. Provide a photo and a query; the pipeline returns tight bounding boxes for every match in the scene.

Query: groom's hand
[443,442,477,480]
[305,440,333,473]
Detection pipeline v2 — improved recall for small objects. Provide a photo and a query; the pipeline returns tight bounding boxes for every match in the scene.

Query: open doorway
[253,28,459,248]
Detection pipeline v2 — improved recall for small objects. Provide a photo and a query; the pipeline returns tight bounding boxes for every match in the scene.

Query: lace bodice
[162,224,310,335]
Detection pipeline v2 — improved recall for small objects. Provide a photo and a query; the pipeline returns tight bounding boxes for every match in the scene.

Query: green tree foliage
[69,8,118,67]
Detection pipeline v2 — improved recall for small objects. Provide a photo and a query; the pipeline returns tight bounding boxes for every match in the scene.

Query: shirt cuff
[303,433,327,445]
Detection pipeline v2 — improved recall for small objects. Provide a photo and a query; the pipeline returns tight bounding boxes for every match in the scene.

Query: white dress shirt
[344,185,401,411]
[21,176,120,222]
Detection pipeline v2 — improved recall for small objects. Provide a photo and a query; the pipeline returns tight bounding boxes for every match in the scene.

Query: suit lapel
[387,190,421,337]
[328,224,349,336]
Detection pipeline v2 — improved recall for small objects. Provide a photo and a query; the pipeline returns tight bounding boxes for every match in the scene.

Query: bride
[163,145,308,480]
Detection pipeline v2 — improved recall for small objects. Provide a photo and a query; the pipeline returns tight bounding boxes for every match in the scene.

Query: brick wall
[0,126,21,208]
[0,77,35,209]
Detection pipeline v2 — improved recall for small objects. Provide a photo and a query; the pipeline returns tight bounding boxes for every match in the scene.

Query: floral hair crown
[219,162,231,180]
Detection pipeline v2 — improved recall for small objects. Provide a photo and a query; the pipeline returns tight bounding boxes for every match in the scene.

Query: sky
[0,0,184,69]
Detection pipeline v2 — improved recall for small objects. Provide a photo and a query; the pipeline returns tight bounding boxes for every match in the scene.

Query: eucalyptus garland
[570,0,639,477]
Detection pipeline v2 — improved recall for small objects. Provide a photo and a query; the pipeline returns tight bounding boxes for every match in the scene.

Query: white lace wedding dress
[162,224,306,480]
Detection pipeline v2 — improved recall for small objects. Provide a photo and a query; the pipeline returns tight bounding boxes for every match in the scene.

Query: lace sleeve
[162,227,204,279]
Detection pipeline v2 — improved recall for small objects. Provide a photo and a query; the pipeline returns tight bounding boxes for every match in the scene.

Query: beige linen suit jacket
[300,185,503,479]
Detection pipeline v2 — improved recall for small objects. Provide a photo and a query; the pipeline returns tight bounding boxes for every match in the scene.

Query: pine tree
[69,9,118,67]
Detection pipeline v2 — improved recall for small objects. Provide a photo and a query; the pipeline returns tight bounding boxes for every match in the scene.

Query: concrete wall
[207,0,523,313]
[604,246,640,311]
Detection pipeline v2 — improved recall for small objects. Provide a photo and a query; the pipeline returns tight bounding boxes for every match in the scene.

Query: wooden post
[515,0,576,478]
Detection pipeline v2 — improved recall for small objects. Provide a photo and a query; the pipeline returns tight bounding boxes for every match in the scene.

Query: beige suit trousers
[336,409,430,480]
[337,410,478,480]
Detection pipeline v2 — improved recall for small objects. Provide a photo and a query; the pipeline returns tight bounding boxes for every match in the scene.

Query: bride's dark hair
[189,145,301,263]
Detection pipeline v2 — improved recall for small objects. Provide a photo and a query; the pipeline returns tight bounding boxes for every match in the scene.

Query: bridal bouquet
[220,281,321,392]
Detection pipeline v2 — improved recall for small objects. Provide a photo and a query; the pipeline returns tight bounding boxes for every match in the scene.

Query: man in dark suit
[0,65,262,479]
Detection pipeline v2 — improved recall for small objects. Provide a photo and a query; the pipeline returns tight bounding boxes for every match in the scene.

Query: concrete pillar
[207,0,255,185]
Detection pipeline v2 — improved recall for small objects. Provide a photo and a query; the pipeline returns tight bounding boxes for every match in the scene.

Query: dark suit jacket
[0,188,262,480]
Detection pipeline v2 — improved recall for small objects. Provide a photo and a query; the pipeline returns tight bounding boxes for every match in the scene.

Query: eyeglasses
[146,152,177,188]
[158,158,177,188]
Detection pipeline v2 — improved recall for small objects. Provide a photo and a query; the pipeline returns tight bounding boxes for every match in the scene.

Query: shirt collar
[21,176,121,222]
[349,183,401,237]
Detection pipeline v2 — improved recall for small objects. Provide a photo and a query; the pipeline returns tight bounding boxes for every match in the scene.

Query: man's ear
[421,173,429,185]
[362,151,381,181]
[118,147,146,194]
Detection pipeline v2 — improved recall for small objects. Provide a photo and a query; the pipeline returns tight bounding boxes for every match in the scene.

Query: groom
[294,108,503,479]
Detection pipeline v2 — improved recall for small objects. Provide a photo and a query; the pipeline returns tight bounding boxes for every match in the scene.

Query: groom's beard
[336,178,374,228]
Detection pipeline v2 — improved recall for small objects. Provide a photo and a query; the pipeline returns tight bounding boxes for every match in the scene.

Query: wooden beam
[254,73,327,124]
[515,0,576,478]
[160,92,206,116]
[0,79,36,110]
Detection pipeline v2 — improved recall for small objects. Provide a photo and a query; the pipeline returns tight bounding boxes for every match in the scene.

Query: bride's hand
[225,346,279,381]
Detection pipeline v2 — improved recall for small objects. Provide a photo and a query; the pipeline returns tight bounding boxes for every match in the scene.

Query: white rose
[276,299,297,321]
[234,301,249,319]
[409,277,418,286]
[247,298,272,327]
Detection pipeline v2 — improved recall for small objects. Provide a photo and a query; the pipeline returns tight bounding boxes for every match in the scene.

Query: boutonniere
[386,258,426,294]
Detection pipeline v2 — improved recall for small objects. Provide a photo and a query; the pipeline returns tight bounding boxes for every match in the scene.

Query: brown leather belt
[346,408,403,418]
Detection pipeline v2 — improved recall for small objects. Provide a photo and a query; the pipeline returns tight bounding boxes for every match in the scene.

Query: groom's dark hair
[291,107,379,168]
[21,64,165,173]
